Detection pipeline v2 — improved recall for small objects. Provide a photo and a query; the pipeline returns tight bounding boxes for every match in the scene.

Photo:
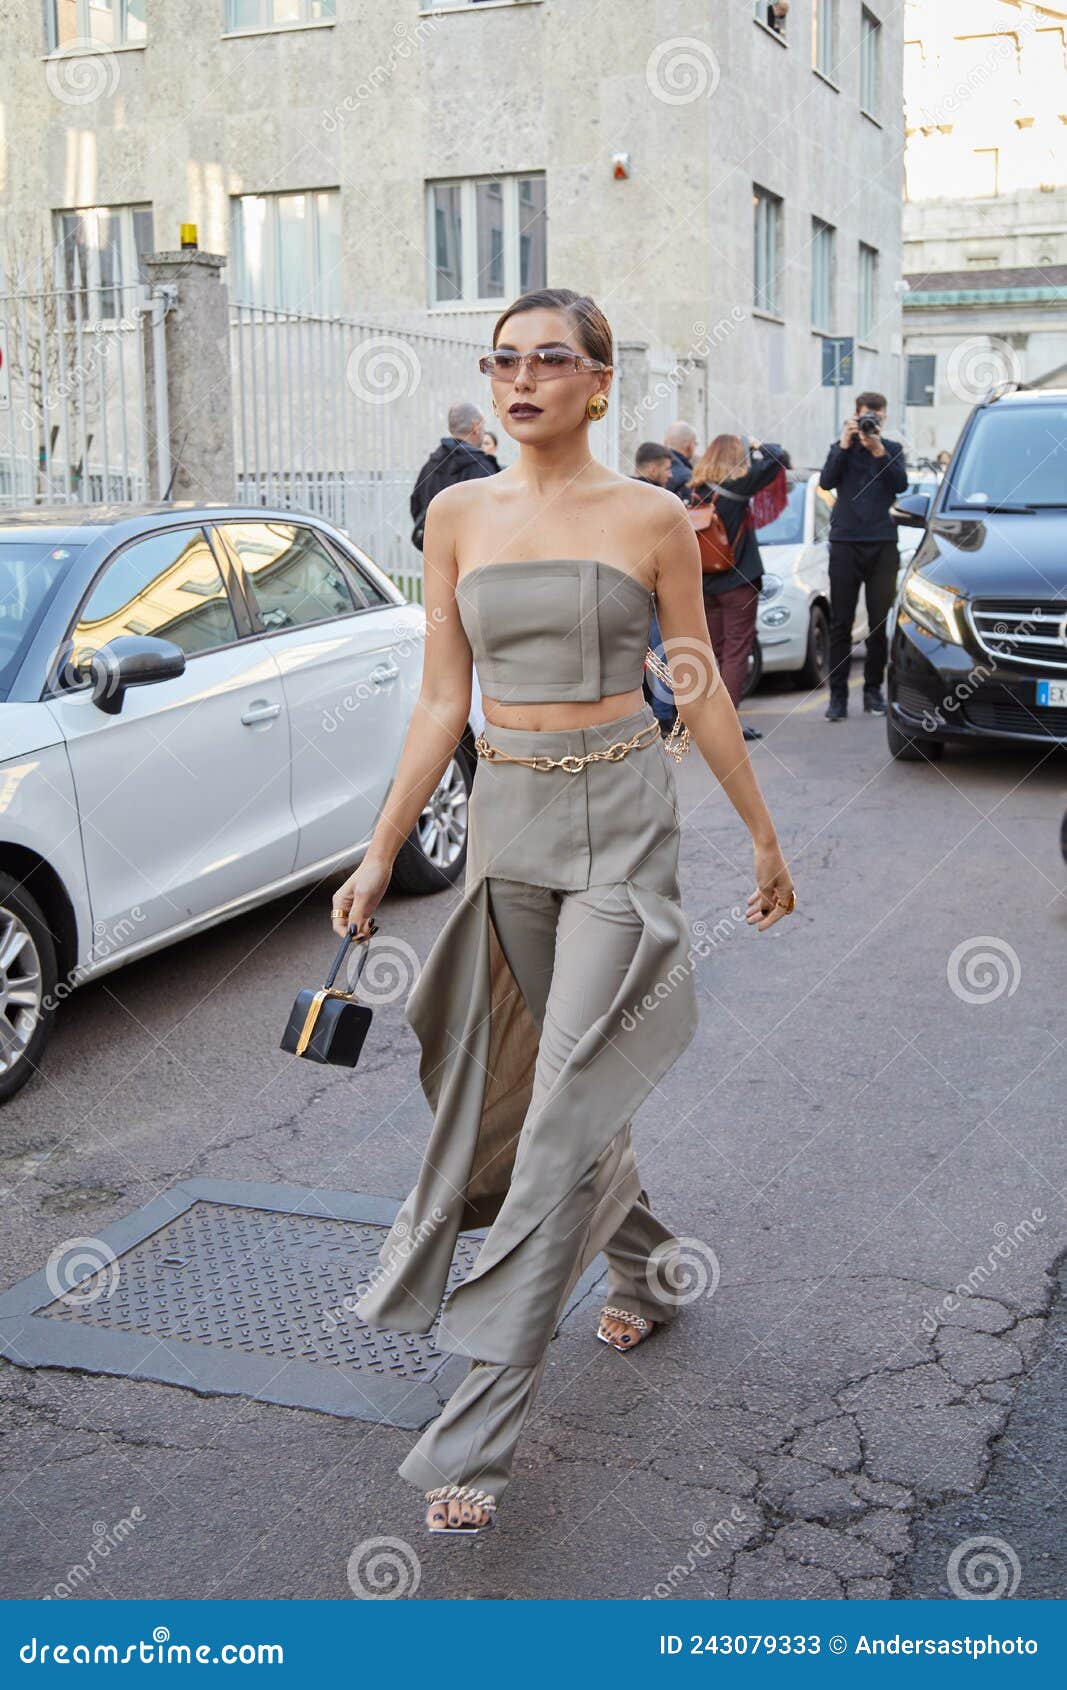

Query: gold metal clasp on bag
[294,986,367,1056]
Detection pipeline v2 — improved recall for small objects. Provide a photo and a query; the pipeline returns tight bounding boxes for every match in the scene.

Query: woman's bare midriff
[480,687,648,732]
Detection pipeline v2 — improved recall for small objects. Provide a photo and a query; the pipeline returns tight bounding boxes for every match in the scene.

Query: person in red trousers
[689,434,790,741]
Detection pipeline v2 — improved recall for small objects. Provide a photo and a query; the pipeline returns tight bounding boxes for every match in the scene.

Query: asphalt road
[2,672,1066,1602]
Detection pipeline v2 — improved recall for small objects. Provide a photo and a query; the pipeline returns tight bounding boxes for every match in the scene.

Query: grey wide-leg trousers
[397,874,684,1506]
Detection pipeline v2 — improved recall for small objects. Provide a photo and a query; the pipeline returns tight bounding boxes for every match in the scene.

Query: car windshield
[0,542,83,700]
[753,479,806,546]
[947,404,1067,509]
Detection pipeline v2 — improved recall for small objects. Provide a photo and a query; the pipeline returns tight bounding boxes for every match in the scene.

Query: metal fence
[0,282,158,507]
[230,301,622,601]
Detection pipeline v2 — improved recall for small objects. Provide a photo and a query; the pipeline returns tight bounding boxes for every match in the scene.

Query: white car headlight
[902,573,965,645]
[760,606,791,627]
[759,573,784,603]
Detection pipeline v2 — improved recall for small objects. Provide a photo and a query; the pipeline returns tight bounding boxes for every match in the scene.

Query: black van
[888,387,1067,761]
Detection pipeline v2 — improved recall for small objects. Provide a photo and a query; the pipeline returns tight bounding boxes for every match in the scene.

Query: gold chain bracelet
[643,645,691,762]
[474,716,663,774]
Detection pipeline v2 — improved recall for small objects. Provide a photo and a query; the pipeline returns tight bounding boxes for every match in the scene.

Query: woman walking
[331,289,795,1534]
[689,435,790,740]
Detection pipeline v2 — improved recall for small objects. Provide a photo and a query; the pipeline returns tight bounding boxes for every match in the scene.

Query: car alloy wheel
[416,755,469,871]
[0,905,44,1080]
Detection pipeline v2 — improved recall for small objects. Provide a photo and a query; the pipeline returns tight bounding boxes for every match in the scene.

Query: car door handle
[369,663,400,688]
[241,699,282,726]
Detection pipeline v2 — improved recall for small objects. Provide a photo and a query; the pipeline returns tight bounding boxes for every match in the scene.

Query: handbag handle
[323,917,379,992]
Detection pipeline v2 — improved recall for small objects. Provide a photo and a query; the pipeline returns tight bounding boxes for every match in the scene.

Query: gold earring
[491,398,499,417]
[586,394,608,421]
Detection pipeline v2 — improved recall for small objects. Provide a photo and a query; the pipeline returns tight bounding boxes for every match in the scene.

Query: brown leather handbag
[688,490,736,574]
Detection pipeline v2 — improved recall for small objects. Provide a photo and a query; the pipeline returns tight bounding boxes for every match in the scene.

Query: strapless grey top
[455,559,652,703]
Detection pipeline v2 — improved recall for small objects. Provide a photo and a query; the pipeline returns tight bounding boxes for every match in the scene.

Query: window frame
[211,520,390,638]
[860,6,881,119]
[857,241,879,345]
[54,524,250,696]
[753,185,784,318]
[426,172,547,308]
[813,0,837,82]
[811,217,836,333]
[906,353,937,408]
[46,0,147,52]
[53,204,154,320]
[230,188,342,314]
[221,0,336,36]
[752,1,789,44]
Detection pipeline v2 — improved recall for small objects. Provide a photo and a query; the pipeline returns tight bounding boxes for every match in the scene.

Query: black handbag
[280,919,379,1065]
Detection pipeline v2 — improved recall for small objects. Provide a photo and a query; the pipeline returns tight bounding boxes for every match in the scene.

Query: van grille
[969,599,1067,673]
[963,682,1067,739]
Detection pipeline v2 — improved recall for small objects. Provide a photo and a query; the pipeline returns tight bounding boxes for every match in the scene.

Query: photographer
[818,390,908,721]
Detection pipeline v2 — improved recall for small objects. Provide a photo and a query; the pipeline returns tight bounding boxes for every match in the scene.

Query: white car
[0,504,484,1101]
[745,473,870,694]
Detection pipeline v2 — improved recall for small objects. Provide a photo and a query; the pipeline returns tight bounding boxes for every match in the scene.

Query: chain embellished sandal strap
[425,1483,497,1514]
[600,1303,651,1332]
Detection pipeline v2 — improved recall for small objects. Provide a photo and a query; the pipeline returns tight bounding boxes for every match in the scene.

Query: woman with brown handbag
[689,434,790,740]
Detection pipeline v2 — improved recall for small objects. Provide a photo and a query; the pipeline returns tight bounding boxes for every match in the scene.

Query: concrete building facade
[902,0,1067,459]
[3,0,904,474]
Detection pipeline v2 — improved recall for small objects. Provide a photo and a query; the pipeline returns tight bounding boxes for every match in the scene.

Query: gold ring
[775,889,797,914]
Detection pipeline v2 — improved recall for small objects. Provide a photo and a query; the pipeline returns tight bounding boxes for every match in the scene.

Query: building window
[48,0,147,49]
[811,218,835,331]
[231,190,341,313]
[858,242,878,342]
[753,1,789,37]
[427,174,546,307]
[54,205,154,318]
[972,148,1000,197]
[753,186,783,316]
[860,7,881,116]
[813,0,836,78]
[224,0,334,29]
[906,354,936,408]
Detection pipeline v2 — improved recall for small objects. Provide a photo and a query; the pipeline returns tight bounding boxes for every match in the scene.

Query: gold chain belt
[474,715,664,773]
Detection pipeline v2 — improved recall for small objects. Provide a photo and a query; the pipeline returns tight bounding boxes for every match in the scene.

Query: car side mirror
[892,492,930,528]
[60,634,186,715]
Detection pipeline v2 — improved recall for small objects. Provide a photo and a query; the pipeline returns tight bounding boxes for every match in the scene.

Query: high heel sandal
[424,1484,496,1535]
[597,1303,655,1352]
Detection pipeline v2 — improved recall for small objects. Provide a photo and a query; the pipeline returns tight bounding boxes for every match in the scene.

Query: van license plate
[1037,679,1067,706]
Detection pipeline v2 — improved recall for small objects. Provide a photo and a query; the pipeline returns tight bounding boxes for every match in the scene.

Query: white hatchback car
[0,505,484,1101]
[745,473,870,694]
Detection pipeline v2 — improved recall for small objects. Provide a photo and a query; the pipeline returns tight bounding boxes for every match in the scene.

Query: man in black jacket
[818,390,909,721]
[663,421,697,504]
[410,402,499,551]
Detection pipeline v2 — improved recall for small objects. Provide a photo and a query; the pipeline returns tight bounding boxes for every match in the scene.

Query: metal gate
[230,302,622,600]
[0,281,158,507]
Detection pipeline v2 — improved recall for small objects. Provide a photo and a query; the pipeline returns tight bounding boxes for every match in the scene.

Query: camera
[856,412,881,437]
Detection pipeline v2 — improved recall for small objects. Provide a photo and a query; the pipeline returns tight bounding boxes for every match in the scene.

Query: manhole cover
[0,1179,604,1428]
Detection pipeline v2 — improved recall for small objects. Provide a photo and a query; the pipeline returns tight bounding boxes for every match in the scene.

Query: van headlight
[902,574,965,644]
